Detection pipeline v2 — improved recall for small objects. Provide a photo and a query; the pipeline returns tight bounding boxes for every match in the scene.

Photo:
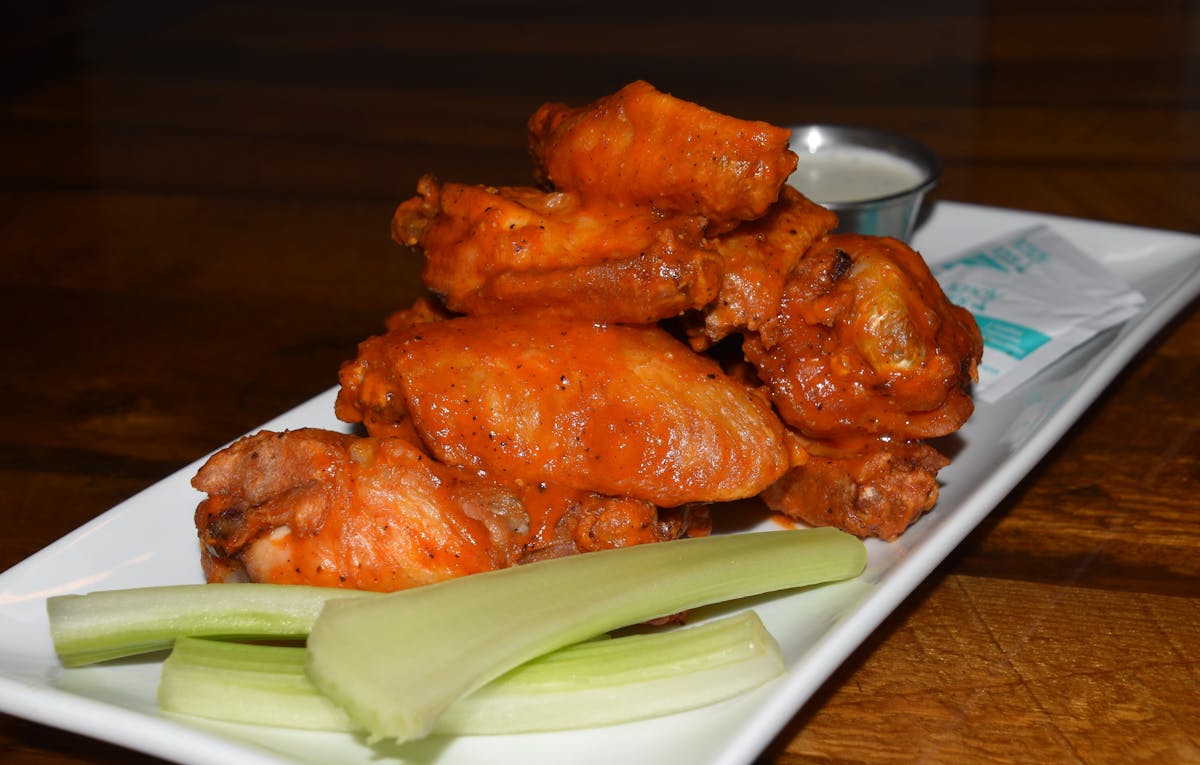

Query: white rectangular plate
[2,201,1198,765]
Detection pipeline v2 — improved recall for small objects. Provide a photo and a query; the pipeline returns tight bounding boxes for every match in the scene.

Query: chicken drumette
[741,233,981,539]
[744,233,982,441]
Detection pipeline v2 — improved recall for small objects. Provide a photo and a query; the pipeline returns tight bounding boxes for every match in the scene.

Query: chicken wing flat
[193,428,709,591]
[744,234,983,440]
[335,314,791,507]
[393,174,722,323]
[760,435,949,541]
[693,186,839,346]
[528,80,798,231]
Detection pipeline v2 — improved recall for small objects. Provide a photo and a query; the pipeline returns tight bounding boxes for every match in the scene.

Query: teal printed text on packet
[931,224,1145,403]
[973,315,1050,360]
[942,236,1050,275]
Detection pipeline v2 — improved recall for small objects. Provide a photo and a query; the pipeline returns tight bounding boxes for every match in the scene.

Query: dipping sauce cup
[787,125,941,241]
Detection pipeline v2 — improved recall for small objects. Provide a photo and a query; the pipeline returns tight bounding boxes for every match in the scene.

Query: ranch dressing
[788,146,927,204]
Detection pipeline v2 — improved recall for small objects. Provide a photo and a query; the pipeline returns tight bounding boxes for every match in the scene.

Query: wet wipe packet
[932,224,1145,403]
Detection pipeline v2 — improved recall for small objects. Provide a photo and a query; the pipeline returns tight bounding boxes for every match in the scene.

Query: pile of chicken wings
[194,81,982,591]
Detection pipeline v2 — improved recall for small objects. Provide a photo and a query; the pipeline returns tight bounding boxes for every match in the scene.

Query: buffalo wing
[745,234,982,440]
[694,186,839,346]
[529,80,797,231]
[194,429,709,590]
[762,435,949,541]
[392,174,721,323]
[335,313,791,507]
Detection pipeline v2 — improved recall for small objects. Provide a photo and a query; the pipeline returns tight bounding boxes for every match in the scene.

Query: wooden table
[2,2,1197,763]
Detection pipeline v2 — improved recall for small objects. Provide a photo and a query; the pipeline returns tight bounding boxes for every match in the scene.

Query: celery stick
[158,611,783,734]
[48,583,371,667]
[436,610,784,734]
[159,637,355,731]
[306,528,865,743]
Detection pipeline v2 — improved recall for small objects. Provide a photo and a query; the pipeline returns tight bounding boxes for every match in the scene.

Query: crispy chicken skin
[193,428,709,590]
[528,80,798,232]
[335,314,791,507]
[744,234,983,440]
[393,174,722,323]
[761,435,950,541]
[695,186,839,346]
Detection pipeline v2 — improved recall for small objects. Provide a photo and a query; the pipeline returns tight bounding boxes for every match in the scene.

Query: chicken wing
[193,428,709,591]
[760,435,949,541]
[335,314,791,507]
[744,234,983,439]
[528,80,798,231]
[393,174,722,323]
[692,186,839,346]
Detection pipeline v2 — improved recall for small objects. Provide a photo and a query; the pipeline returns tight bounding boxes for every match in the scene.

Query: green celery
[159,637,355,731]
[436,610,784,734]
[48,583,371,667]
[158,611,784,734]
[306,528,865,743]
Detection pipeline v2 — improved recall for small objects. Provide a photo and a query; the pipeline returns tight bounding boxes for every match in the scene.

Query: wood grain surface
[2,2,1197,763]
